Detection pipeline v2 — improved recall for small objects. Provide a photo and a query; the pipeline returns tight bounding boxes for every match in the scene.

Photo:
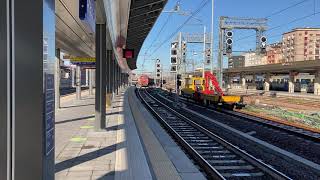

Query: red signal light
[123,49,134,58]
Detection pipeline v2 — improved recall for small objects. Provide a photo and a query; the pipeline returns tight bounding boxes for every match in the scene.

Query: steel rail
[137,88,225,180]
[176,93,320,143]
[139,88,291,180]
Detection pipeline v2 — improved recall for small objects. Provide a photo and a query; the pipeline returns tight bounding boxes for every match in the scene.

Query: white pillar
[226,75,232,89]
[264,73,270,91]
[76,65,81,99]
[240,73,246,89]
[288,72,295,93]
[55,49,61,110]
[89,69,93,95]
[71,67,75,87]
[85,69,89,86]
[314,70,320,95]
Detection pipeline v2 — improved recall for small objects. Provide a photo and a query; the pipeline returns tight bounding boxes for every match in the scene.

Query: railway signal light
[171,42,178,49]
[156,59,161,79]
[260,36,267,54]
[170,65,177,72]
[171,41,179,65]
[171,57,177,64]
[182,41,187,56]
[205,48,211,64]
[226,31,233,38]
[122,49,134,58]
[171,49,177,56]
[225,30,233,54]
[177,74,182,87]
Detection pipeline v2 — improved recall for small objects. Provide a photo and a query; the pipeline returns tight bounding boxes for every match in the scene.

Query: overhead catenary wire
[148,0,210,58]
[141,1,180,68]
[235,12,320,42]
[235,0,316,42]
[265,0,311,18]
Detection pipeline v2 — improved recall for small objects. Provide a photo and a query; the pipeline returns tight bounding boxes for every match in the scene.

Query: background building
[243,52,267,67]
[282,28,320,62]
[267,42,283,64]
[228,55,245,68]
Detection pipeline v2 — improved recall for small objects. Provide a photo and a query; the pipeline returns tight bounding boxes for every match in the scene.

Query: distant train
[255,75,315,93]
[138,75,149,87]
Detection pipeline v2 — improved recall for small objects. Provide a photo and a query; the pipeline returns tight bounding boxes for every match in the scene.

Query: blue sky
[135,0,320,72]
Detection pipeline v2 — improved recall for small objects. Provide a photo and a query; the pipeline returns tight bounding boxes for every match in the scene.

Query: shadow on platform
[60,103,95,109]
[55,142,122,173]
[55,115,95,125]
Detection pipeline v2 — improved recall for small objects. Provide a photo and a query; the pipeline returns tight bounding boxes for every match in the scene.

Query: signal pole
[178,32,182,77]
[203,26,206,78]
[210,0,214,74]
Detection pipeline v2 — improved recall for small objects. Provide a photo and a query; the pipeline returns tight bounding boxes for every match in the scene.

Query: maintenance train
[181,72,245,109]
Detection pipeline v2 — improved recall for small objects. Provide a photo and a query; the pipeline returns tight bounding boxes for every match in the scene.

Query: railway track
[159,89,320,142]
[137,88,290,180]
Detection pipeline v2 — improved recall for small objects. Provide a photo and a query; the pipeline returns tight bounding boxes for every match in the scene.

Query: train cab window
[195,86,203,91]
[194,80,202,86]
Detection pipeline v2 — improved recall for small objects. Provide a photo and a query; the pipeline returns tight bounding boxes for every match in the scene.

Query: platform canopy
[55,0,167,71]
[126,0,168,70]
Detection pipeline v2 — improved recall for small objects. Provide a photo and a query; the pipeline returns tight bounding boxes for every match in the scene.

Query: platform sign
[44,73,55,155]
[70,57,96,66]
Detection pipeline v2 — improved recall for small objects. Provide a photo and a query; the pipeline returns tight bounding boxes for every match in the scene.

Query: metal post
[119,66,121,89]
[154,59,157,86]
[71,67,75,87]
[55,48,61,110]
[85,69,89,86]
[203,26,206,78]
[179,32,182,75]
[210,0,214,73]
[217,25,224,86]
[288,72,295,93]
[314,70,320,95]
[1,0,55,179]
[95,23,107,130]
[89,69,93,95]
[76,65,81,99]
[161,67,163,88]
[192,51,195,75]
[264,73,270,91]
[115,64,119,95]
[106,50,112,108]
[111,55,115,101]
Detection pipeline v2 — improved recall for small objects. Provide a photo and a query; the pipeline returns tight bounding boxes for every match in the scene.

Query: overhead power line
[149,0,210,57]
[265,0,311,18]
[141,0,181,69]
[234,10,320,43]
[235,0,314,42]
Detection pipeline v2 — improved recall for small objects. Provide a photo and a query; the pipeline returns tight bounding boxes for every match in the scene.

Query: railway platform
[54,87,205,180]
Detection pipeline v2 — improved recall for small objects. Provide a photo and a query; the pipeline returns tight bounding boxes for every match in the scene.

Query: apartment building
[243,52,267,67]
[228,55,245,68]
[266,42,283,64]
[282,28,320,62]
